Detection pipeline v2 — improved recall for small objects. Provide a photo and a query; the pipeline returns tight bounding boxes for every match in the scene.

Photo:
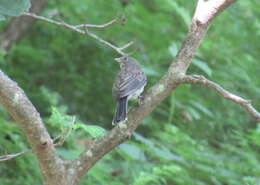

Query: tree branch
[67,0,238,183]
[1,0,249,184]
[75,19,117,28]
[178,75,260,121]
[194,0,237,25]
[0,70,66,185]
[23,12,133,55]
[169,0,237,74]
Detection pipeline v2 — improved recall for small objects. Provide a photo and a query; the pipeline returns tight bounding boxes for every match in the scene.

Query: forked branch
[178,75,260,121]
[23,12,133,55]
[1,1,256,185]
[70,0,240,183]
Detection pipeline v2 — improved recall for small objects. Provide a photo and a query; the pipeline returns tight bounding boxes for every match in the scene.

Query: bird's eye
[123,57,127,61]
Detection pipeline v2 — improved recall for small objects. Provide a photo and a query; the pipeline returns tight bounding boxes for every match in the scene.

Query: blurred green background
[0,0,260,184]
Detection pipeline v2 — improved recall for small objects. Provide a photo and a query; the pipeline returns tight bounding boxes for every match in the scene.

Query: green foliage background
[0,0,260,184]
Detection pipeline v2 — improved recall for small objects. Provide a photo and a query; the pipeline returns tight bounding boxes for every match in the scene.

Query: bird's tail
[112,97,128,125]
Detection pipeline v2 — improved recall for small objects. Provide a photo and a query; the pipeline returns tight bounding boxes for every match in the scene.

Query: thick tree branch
[0,70,66,185]
[178,75,260,121]
[70,74,180,183]
[1,0,250,184]
[170,0,237,74]
[194,0,237,25]
[68,0,238,183]
[23,13,133,55]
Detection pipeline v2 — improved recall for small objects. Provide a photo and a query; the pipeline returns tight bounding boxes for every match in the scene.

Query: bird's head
[115,56,138,69]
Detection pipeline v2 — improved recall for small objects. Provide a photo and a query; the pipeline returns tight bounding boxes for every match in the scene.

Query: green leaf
[75,123,106,139]
[48,107,75,129]
[0,0,31,19]
[192,58,212,76]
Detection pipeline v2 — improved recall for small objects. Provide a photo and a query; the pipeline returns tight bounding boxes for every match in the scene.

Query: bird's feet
[138,95,145,105]
[112,117,128,126]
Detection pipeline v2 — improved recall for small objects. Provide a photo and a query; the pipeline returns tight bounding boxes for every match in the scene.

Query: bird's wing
[113,71,146,98]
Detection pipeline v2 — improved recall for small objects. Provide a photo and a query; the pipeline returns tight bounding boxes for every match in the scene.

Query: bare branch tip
[120,41,135,51]
[0,149,32,162]
[75,18,117,29]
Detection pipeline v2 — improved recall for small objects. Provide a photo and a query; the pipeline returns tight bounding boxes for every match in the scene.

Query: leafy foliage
[0,0,260,184]
[0,0,30,20]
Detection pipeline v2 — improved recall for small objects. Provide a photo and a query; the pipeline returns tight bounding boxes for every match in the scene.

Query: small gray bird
[112,56,147,125]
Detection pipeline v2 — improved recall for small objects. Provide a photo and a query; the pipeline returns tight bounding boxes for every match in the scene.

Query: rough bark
[1,0,259,185]
[0,71,69,185]
[67,0,243,183]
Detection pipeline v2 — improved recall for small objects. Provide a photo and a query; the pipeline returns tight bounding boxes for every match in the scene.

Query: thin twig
[0,139,66,162]
[0,116,76,162]
[23,12,132,55]
[75,19,117,28]
[0,134,70,162]
[119,41,135,50]
[83,28,129,55]
[0,149,32,162]
[179,75,260,121]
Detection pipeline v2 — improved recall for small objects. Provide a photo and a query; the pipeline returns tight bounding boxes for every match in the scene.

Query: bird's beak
[115,57,121,63]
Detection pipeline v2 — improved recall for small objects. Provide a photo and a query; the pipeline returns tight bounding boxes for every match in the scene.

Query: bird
[112,56,147,125]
